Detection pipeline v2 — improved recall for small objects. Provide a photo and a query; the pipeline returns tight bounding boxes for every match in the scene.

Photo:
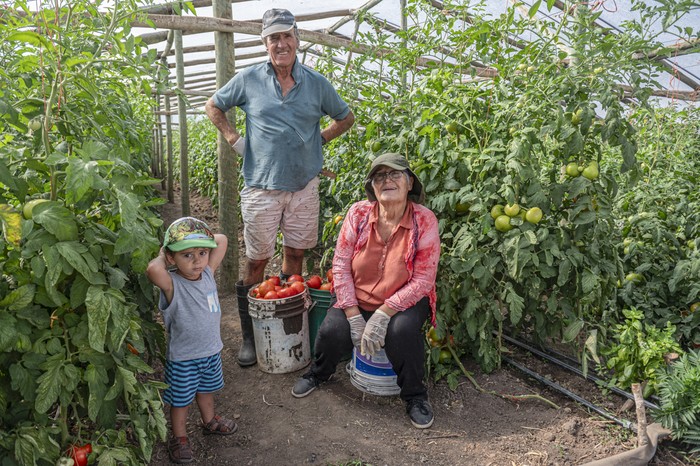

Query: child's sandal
[168,436,193,464]
[202,415,238,436]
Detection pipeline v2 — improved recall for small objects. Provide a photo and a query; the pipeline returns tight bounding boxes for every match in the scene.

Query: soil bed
[149,188,690,465]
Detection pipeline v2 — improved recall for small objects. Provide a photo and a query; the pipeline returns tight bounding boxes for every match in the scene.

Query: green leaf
[0,159,17,190]
[116,189,140,229]
[85,286,114,352]
[86,364,107,421]
[503,283,524,325]
[118,366,138,395]
[55,241,105,284]
[563,319,585,343]
[65,159,100,204]
[70,274,91,309]
[9,363,35,401]
[33,205,78,241]
[585,330,600,364]
[42,244,62,289]
[528,0,542,18]
[0,284,35,311]
[582,269,598,295]
[7,31,51,49]
[0,311,18,352]
[35,354,64,413]
[0,204,22,246]
[14,433,39,466]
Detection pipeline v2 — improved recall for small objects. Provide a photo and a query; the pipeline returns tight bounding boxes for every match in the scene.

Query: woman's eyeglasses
[371,170,406,184]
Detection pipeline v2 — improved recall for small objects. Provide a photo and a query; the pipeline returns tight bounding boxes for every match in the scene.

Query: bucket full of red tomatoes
[248,275,311,373]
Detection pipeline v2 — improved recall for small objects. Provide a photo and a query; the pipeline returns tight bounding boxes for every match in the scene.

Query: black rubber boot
[236,280,257,367]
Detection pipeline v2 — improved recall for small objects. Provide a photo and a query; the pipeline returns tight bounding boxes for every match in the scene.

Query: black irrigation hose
[502,355,637,431]
[501,333,660,410]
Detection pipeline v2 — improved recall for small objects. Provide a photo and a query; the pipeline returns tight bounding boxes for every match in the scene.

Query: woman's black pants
[304,296,431,402]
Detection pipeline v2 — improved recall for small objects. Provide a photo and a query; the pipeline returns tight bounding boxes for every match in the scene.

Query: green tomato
[28,118,42,132]
[490,204,505,220]
[495,215,513,232]
[503,204,520,217]
[525,207,543,224]
[23,199,50,220]
[445,122,459,134]
[582,163,599,180]
[565,162,580,177]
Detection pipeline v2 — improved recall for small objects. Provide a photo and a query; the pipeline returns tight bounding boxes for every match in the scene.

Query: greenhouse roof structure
[132,0,700,115]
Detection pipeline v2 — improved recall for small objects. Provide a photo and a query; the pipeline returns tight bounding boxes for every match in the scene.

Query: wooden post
[212,0,239,294]
[631,383,649,448]
[174,29,190,216]
[164,93,175,203]
[157,95,165,188]
[400,0,407,88]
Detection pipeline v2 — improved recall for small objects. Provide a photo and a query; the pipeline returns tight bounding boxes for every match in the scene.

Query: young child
[146,216,235,464]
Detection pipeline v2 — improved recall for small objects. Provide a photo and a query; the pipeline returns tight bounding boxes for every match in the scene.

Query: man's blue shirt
[212,58,350,192]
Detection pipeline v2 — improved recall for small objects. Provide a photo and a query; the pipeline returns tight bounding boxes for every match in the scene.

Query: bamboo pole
[174,30,190,216]
[134,14,498,78]
[156,110,206,116]
[212,0,238,294]
[166,50,268,68]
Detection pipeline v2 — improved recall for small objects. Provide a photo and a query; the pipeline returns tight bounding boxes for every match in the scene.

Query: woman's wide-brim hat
[364,152,425,204]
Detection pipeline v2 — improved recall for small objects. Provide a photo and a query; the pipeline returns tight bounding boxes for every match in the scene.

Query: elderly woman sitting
[291,153,440,429]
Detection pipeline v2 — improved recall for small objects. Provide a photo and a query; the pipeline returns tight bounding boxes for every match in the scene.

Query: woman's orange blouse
[332,200,440,326]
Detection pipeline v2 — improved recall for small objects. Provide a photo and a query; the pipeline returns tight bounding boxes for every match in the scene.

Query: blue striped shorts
[163,353,224,408]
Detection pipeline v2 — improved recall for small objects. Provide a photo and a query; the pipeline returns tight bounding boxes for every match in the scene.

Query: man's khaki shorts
[240,177,320,260]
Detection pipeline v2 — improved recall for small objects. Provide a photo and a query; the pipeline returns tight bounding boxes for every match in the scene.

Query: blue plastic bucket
[349,348,400,396]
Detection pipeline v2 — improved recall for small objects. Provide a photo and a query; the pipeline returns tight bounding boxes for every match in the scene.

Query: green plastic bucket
[308,288,333,355]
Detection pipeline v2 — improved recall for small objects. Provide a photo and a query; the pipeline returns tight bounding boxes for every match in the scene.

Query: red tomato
[289,281,305,295]
[251,287,259,297]
[326,270,333,282]
[267,276,281,286]
[69,444,92,466]
[277,287,291,299]
[319,282,333,291]
[257,281,274,297]
[264,290,279,300]
[306,275,322,289]
[288,274,304,283]
[274,285,282,291]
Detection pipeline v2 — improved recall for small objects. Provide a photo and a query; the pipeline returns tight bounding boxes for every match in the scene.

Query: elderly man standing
[205,8,355,367]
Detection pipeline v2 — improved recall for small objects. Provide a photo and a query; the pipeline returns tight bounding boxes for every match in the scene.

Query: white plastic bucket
[349,347,401,396]
[248,288,311,374]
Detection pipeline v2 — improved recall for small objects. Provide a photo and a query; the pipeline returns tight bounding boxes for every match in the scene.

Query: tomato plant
[0,1,167,464]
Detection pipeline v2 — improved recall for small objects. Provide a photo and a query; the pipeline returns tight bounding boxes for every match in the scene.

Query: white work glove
[360,310,391,357]
[347,314,366,349]
[232,136,245,155]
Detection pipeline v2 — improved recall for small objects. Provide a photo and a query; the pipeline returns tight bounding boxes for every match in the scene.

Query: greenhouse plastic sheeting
[581,423,672,466]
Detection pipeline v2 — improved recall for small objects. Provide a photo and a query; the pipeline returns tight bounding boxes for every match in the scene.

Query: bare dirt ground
[148,187,692,466]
